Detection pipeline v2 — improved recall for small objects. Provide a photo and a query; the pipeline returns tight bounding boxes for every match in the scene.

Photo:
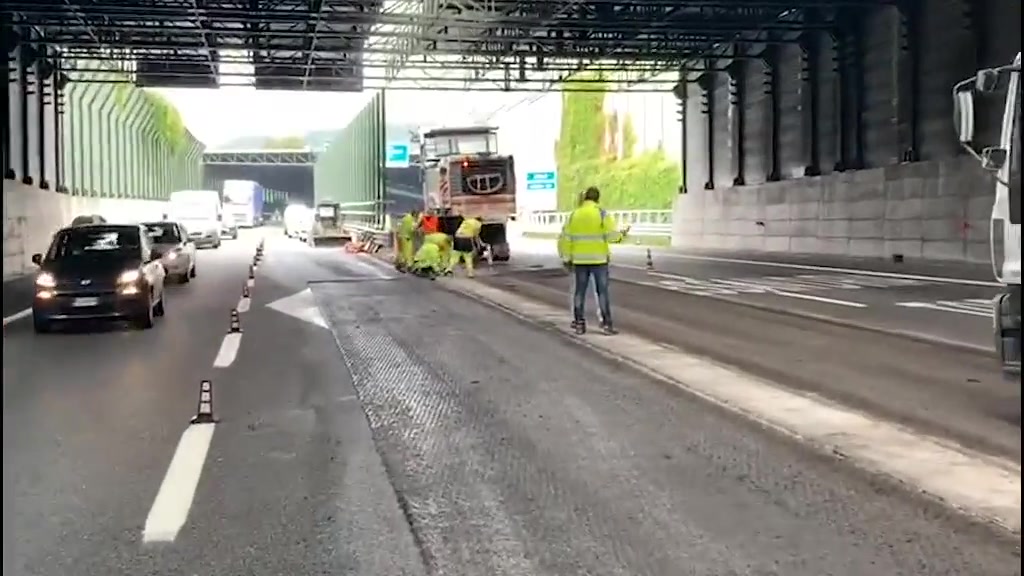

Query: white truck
[168,190,223,249]
[953,52,1021,383]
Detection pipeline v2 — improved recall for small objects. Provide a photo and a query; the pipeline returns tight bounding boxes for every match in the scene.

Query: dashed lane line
[142,422,216,544]
[236,297,251,313]
[212,332,242,368]
[3,308,31,325]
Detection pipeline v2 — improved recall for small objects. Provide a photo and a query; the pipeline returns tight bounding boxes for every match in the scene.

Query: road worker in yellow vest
[410,239,444,278]
[450,215,483,278]
[558,186,629,335]
[395,209,422,271]
[423,231,453,273]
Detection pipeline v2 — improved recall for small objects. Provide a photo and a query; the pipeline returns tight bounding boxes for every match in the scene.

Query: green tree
[264,135,307,149]
[554,72,682,211]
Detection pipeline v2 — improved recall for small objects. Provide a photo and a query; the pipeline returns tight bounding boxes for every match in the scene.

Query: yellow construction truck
[418,126,516,261]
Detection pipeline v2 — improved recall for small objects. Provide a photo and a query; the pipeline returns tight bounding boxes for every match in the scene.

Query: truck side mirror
[953,87,976,145]
[975,68,1001,93]
[980,147,1009,171]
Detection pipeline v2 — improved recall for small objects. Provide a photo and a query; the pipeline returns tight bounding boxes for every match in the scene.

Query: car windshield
[144,223,181,244]
[47,227,141,260]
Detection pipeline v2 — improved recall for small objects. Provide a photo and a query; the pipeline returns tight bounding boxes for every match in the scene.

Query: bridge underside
[4,0,890,91]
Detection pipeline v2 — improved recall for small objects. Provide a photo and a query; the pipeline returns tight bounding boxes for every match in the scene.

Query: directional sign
[525,170,556,192]
[385,143,411,168]
[266,288,329,329]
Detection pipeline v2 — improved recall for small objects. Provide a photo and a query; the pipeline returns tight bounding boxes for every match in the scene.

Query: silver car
[144,221,197,283]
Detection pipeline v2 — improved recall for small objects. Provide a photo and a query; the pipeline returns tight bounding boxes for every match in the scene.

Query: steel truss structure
[3,0,892,92]
[203,150,316,165]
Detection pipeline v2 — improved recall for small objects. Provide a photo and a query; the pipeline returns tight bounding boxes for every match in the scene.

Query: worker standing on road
[420,211,440,235]
[423,231,453,274]
[450,215,483,278]
[395,209,421,271]
[562,190,606,330]
[560,186,629,335]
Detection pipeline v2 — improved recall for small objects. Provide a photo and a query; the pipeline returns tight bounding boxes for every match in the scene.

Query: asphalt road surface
[510,235,1000,350]
[3,231,1019,575]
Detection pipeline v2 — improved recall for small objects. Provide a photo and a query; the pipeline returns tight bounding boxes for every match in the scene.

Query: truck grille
[451,158,514,196]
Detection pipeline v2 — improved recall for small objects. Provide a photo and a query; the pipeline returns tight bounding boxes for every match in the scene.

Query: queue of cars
[28,214,229,334]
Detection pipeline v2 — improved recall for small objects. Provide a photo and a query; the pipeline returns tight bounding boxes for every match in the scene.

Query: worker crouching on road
[395,209,422,271]
[410,240,444,279]
[450,215,483,278]
[422,231,454,274]
[559,186,629,335]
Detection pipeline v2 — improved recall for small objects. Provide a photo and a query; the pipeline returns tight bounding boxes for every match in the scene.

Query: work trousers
[572,264,612,327]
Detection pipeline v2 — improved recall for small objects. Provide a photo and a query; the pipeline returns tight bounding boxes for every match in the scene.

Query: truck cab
[953,52,1021,382]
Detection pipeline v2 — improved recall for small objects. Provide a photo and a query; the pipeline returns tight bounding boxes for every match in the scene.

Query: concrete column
[894,1,920,163]
[683,78,709,195]
[1,21,13,180]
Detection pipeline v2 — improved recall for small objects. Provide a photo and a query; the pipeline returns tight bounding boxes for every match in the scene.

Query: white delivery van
[168,190,223,249]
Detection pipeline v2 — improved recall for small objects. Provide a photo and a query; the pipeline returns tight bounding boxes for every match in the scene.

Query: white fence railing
[519,210,673,237]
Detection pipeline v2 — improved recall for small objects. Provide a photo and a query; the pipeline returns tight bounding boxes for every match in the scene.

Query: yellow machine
[418,126,515,261]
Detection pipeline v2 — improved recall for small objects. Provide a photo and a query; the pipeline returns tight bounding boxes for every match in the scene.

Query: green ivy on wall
[554,72,681,211]
[143,91,189,153]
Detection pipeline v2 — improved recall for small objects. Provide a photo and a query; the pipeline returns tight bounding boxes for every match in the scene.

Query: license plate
[72,297,99,307]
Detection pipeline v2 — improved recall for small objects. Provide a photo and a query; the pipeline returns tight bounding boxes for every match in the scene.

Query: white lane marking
[897,299,992,317]
[142,423,216,543]
[768,290,868,308]
[617,256,999,287]
[246,278,255,288]
[627,276,868,308]
[212,333,243,367]
[451,279,1021,534]
[266,289,329,329]
[236,297,251,313]
[3,308,31,325]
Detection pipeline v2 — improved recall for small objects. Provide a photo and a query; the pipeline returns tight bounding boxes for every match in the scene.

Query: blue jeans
[573,264,612,327]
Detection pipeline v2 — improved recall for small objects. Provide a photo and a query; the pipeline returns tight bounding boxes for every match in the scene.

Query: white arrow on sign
[266,288,329,329]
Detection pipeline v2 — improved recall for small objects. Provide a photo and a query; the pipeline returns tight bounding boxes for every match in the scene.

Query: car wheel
[32,315,52,334]
[189,264,197,279]
[154,293,166,317]
[134,296,155,329]
[179,269,191,284]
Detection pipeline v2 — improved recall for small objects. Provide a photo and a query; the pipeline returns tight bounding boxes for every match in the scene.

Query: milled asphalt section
[2,236,261,576]
[478,270,1021,462]
[308,277,1017,575]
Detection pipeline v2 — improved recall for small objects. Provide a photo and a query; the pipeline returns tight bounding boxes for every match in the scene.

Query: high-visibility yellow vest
[424,232,451,249]
[559,201,621,265]
[455,217,482,239]
[398,213,417,238]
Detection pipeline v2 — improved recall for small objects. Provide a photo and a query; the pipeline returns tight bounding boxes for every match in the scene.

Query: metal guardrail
[520,210,673,237]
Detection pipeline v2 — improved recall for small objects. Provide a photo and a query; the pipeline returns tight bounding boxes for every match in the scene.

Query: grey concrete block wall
[676,0,1020,263]
[672,156,993,263]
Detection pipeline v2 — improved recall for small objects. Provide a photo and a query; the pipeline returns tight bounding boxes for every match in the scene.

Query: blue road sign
[526,182,556,191]
[385,143,410,167]
[525,170,556,192]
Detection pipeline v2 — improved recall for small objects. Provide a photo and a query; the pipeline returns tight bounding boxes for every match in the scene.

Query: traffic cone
[229,309,241,333]
[248,264,255,279]
[190,380,216,425]
[645,248,654,271]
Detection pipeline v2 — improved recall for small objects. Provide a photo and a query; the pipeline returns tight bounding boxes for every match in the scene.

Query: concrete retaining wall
[671,156,993,263]
[3,180,167,279]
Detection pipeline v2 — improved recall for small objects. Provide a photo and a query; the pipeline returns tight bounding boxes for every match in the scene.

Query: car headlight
[36,272,57,288]
[165,251,178,260]
[118,269,141,284]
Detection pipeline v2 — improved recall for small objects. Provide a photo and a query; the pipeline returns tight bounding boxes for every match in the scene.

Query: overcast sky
[155,85,529,148]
